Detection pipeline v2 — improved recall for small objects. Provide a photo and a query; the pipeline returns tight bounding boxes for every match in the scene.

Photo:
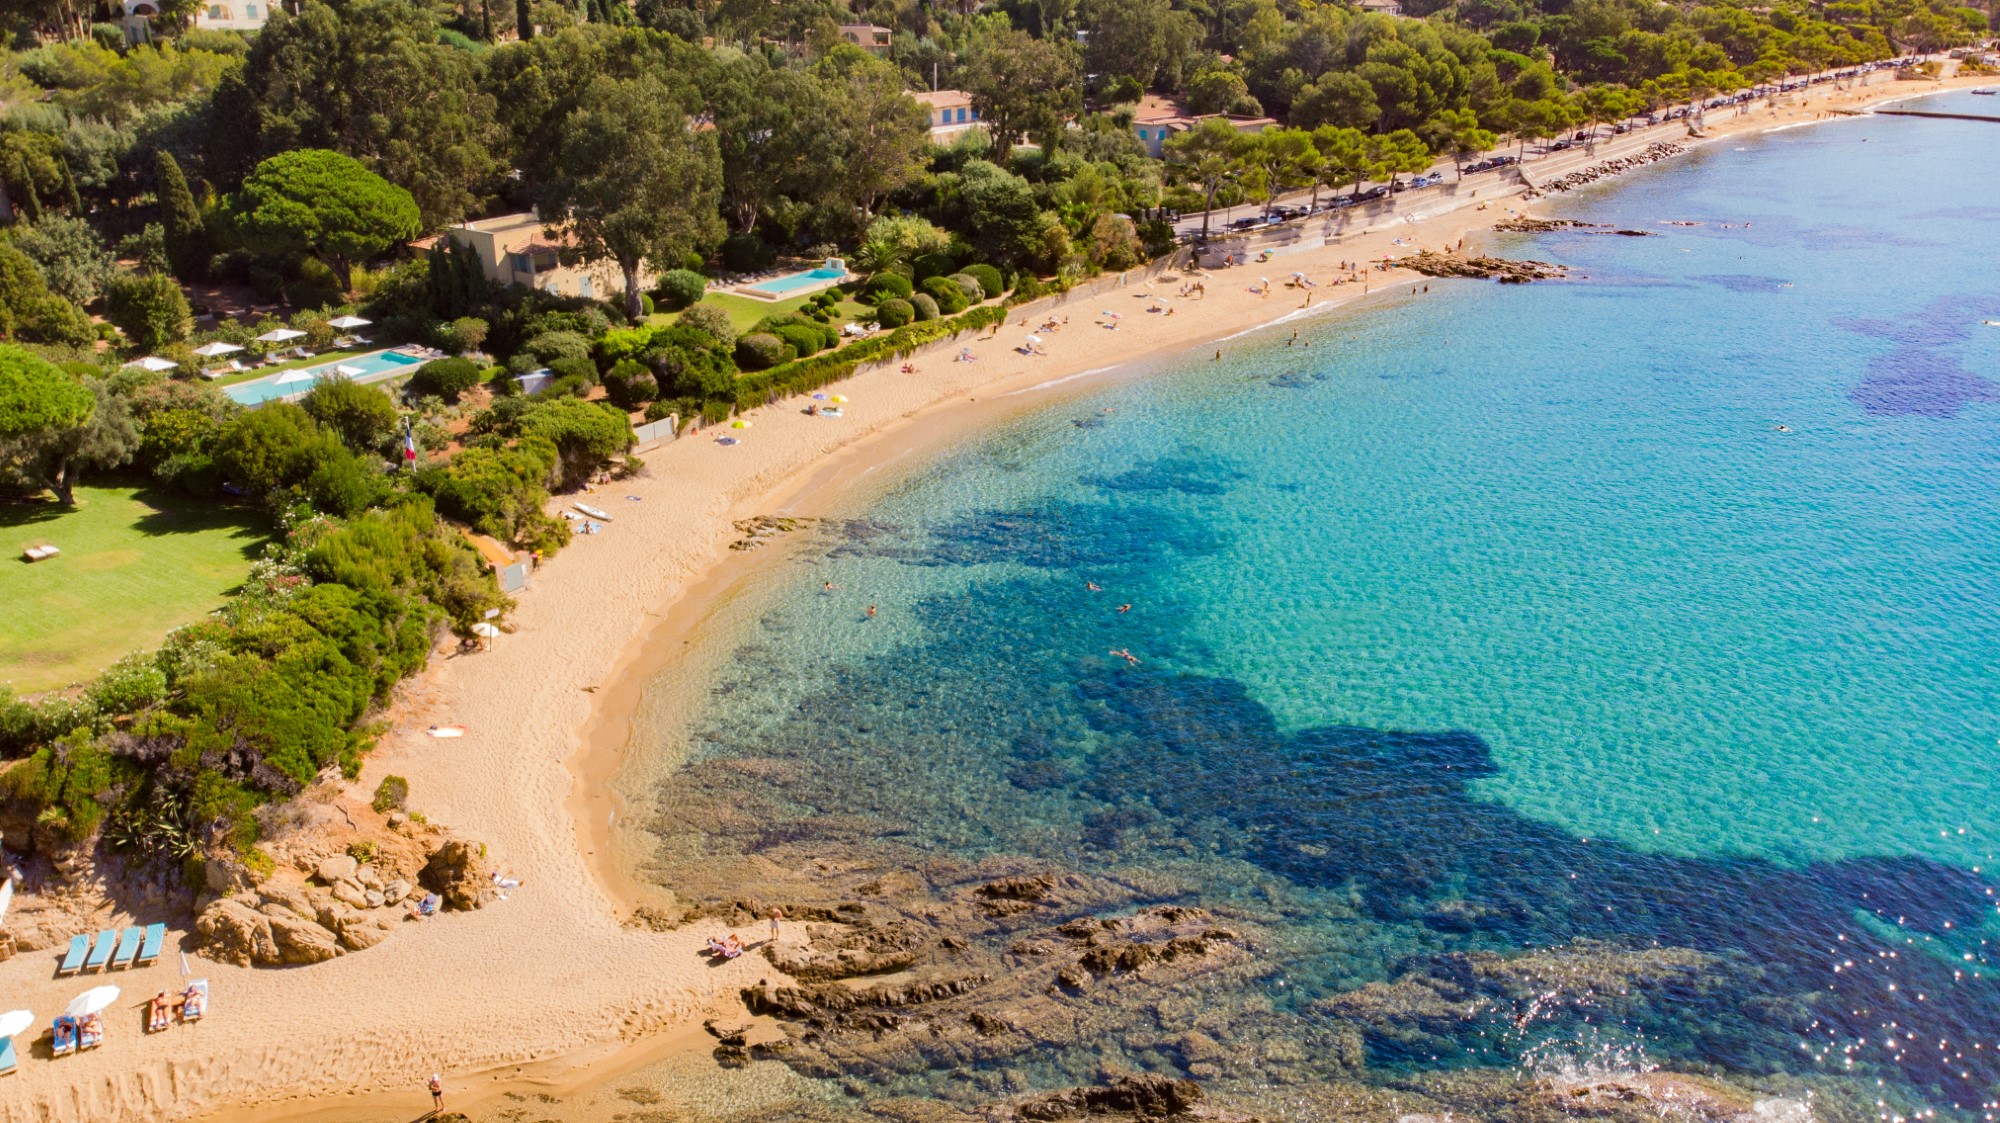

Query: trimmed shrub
[655,269,707,309]
[406,357,482,403]
[908,293,939,321]
[372,775,410,814]
[735,332,792,371]
[547,356,598,386]
[863,273,913,303]
[604,358,658,409]
[639,293,655,317]
[522,330,592,365]
[675,303,735,349]
[768,323,825,358]
[961,264,1005,299]
[874,298,914,328]
[722,233,772,272]
[911,252,956,282]
[946,273,985,303]
[920,276,970,315]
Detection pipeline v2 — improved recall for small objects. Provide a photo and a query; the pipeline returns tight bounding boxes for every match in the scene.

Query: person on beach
[430,1074,444,1111]
[769,907,784,944]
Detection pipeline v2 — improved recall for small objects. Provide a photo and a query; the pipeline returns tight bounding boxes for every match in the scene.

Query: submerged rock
[1400,251,1569,283]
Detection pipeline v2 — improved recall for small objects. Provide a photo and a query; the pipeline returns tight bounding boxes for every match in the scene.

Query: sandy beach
[0,70,1989,1123]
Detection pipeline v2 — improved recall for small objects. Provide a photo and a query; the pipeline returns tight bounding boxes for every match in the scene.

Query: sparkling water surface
[636,92,2000,1117]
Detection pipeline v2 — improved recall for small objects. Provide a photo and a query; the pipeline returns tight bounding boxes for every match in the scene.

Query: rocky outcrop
[1493,217,1655,236]
[1011,1075,1204,1120]
[192,898,281,967]
[264,907,344,965]
[420,839,496,911]
[1400,251,1569,283]
[1525,141,1685,196]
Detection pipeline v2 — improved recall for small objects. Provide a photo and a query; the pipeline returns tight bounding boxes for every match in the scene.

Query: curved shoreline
[0,72,1978,1123]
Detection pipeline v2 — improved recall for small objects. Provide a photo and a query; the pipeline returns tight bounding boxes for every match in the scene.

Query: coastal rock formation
[1526,142,1686,196]
[421,838,497,911]
[1009,1074,1205,1120]
[1493,217,1655,236]
[1400,251,1569,283]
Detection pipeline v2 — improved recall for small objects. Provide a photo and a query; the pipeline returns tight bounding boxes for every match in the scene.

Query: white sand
[0,72,1983,1123]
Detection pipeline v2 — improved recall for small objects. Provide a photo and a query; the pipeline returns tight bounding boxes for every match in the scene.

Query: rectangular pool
[744,266,847,296]
[225,350,424,406]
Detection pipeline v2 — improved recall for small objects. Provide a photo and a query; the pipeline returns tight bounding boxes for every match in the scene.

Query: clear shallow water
[223,349,419,404]
[639,93,2000,1118]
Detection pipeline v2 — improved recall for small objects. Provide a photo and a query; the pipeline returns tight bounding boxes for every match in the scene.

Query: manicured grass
[653,293,873,336]
[0,486,268,693]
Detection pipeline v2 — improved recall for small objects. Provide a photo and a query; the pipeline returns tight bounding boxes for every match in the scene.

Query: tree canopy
[224,148,421,292]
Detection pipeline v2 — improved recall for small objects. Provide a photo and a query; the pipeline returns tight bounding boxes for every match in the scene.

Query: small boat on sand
[573,503,612,521]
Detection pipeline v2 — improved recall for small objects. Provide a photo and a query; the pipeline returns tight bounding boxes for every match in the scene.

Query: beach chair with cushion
[76,1015,101,1050]
[50,1016,76,1058]
[137,923,166,966]
[57,933,89,976]
[83,929,117,972]
[0,1036,15,1075]
[111,926,142,969]
[181,980,208,1023]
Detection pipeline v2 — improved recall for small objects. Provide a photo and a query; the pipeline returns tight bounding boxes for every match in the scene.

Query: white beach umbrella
[471,622,500,638]
[326,315,372,329]
[66,987,118,1018]
[1025,335,1044,346]
[254,328,307,343]
[124,356,178,372]
[272,369,317,386]
[191,342,244,357]
[333,364,367,378]
[0,1010,31,1040]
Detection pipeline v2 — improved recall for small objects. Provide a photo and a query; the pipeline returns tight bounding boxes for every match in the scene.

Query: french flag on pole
[402,418,417,466]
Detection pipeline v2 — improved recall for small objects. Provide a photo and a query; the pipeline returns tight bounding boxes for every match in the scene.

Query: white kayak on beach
[427,725,466,738]
[573,503,612,521]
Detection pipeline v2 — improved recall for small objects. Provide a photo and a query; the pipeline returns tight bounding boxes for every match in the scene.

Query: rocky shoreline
[1525,141,1686,196]
[1399,250,1570,283]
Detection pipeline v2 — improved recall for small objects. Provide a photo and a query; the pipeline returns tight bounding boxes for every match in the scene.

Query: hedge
[909,292,939,321]
[946,273,985,303]
[768,322,825,358]
[736,332,792,370]
[920,276,969,315]
[733,303,1008,412]
[863,273,913,303]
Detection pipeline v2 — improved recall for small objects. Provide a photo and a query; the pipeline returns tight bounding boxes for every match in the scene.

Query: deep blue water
[642,92,2000,1118]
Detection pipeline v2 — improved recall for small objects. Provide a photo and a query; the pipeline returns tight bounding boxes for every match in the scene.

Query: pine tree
[154,150,210,281]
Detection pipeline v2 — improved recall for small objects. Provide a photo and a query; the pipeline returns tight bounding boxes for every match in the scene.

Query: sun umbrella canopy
[471,622,501,637]
[0,1010,31,1039]
[1025,335,1043,345]
[255,328,307,343]
[124,356,178,372]
[192,342,244,357]
[730,419,751,428]
[326,315,372,329]
[66,986,118,1017]
[272,370,316,385]
[812,393,828,400]
[333,364,366,377]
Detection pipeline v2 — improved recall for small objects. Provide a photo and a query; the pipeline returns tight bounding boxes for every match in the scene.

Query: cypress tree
[516,0,533,38]
[154,150,210,281]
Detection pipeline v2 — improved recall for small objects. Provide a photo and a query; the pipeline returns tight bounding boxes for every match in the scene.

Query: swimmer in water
[866,605,877,617]
[1086,582,1102,591]
[1775,425,1792,432]
[823,581,839,593]
[1117,604,1132,613]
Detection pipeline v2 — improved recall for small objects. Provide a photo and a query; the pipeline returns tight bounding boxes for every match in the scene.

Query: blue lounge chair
[137,923,166,966]
[0,1036,15,1075]
[50,1016,76,1058]
[57,934,89,976]
[83,929,117,972]
[111,926,142,969]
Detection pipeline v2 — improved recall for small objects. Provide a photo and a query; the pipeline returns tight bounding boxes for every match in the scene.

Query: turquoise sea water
[641,92,2000,1117]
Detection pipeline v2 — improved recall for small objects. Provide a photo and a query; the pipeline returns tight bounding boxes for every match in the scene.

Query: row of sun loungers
[21,545,59,562]
[57,924,166,976]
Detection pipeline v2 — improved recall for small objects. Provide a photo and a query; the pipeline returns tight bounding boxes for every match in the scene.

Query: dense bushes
[735,332,791,371]
[675,304,735,350]
[405,357,483,402]
[911,252,956,282]
[655,269,707,309]
[961,264,1005,299]
[732,303,1008,412]
[908,292,939,321]
[416,435,569,550]
[603,359,658,409]
[863,272,913,303]
[874,298,914,328]
[722,232,772,272]
[520,330,592,366]
[921,275,972,315]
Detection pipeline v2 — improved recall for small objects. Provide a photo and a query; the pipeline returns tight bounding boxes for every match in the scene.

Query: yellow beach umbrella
[731,419,752,429]
[829,395,847,403]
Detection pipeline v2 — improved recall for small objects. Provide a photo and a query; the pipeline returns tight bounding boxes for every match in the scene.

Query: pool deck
[223,347,426,405]
[732,267,853,302]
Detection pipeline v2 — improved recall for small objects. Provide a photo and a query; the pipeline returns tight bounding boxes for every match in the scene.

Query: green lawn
[0,486,268,693]
[653,293,874,336]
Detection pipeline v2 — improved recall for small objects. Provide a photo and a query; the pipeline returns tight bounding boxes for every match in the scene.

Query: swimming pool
[743,265,848,297]
[224,350,423,405]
